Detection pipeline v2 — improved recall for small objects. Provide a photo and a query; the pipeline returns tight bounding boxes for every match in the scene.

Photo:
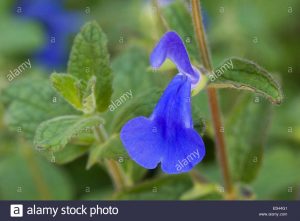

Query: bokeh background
[0,0,299,200]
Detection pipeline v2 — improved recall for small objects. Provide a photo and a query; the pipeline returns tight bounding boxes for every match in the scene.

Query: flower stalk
[94,124,129,191]
[191,0,235,199]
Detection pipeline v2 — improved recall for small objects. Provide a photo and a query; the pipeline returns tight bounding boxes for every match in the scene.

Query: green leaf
[2,75,77,139]
[87,134,127,169]
[50,73,96,114]
[111,46,162,95]
[81,76,97,114]
[269,96,300,143]
[209,57,283,104]
[252,149,300,199]
[68,21,113,112]
[44,144,89,165]
[162,0,200,62]
[114,175,193,200]
[0,147,73,200]
[34,115,103,152]
[50,73,83,110]
[226,94,272,183]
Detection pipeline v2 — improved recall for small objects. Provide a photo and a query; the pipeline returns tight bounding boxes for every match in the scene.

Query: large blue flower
[120,31,205,174]
[14,0,83,70]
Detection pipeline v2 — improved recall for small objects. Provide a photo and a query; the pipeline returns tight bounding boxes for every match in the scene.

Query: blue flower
[14,0,83,70]
[120,31,205,174]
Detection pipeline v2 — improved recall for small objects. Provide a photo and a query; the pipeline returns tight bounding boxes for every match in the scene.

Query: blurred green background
[0,0,299,200]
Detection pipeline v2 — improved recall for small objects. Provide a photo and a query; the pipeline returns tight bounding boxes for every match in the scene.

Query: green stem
[94,124,129,191]
[191,0,234,199]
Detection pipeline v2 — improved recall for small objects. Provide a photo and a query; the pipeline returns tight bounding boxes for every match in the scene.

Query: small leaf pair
[51,21,113,114]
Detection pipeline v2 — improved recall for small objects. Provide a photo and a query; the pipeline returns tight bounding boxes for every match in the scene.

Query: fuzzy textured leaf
[209,58,283,104]
[51,73,97,114]
[67,21,113,112]
[50,73,83,110]
[44,144,89,165]
[226,94,272,183]
[34,115,103,152]
[1,75,76,139]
